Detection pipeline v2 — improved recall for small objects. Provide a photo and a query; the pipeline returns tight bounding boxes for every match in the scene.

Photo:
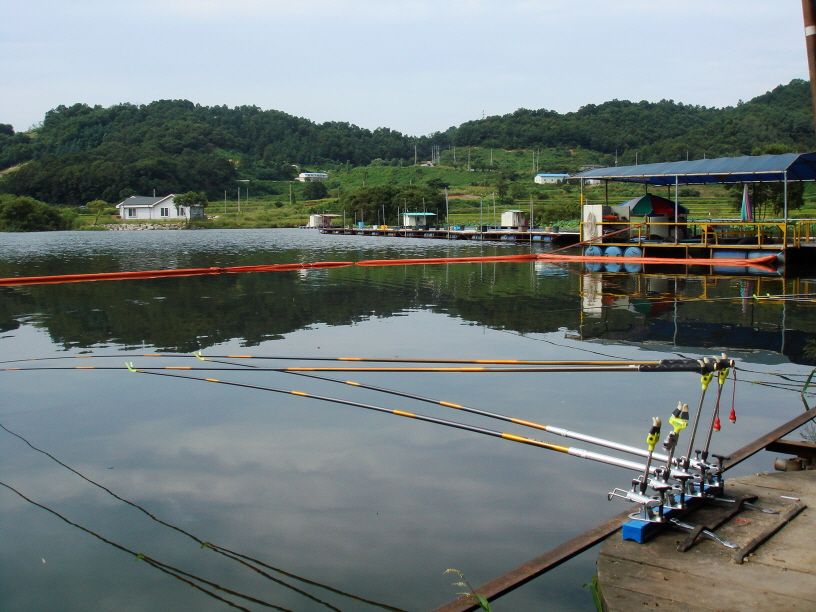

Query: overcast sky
[1,1,808,136]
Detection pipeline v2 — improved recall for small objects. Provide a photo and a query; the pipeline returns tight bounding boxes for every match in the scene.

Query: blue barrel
[605,262,623,273]
[584,245,603,257]
[585,262,604,272]
[624,263,643,273]
[624,246,643,258]
[604,246,623,257]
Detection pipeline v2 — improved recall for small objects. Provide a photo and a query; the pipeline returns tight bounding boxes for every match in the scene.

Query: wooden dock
[318,226,580,245]
[597,470,815,612]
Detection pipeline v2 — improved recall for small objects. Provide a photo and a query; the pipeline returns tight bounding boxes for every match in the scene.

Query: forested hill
[454,79,815,162]
[0,79,813,206]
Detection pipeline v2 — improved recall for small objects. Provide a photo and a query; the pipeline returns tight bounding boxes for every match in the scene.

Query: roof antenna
[153,189,156,197]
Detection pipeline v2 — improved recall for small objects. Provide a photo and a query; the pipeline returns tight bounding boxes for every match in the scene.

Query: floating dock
[319,226,580,245]
[597,470,815,612]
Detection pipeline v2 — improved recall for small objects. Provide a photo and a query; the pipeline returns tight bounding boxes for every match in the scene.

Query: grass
[68,146,816,230]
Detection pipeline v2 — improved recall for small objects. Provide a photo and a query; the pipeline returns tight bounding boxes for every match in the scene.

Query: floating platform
[319,227,580,245]
[597,470,815,612]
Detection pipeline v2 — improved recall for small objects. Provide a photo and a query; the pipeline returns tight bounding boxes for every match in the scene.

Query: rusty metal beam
[724,406,816,471]
[429,507,634,612]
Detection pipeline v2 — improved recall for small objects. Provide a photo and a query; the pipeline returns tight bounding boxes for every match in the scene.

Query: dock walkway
[597,470,816,611]
[318,227,580,245]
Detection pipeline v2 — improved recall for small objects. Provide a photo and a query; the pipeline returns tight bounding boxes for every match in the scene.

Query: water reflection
[0,230,814,612]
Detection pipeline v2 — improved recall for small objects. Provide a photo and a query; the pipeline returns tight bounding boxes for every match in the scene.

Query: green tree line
[0,80,813,207]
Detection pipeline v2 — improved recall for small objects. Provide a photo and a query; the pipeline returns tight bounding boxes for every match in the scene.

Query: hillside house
[116,195,205,220]
[296,172,329,182]
[534,173,570,184]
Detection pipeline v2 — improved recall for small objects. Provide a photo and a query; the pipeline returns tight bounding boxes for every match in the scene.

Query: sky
[1,0,809,137]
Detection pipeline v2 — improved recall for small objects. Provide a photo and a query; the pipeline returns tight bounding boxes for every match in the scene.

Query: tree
[86,199,107,225]
[0,195,71,231]
[303,181,329,200]
[173,191,208,218]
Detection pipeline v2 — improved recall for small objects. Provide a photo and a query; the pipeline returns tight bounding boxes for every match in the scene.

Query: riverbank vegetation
[1,79,815,230]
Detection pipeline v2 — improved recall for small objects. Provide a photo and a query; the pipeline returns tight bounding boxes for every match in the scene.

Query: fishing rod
[124,363,653,474]
[284,369,675,463]
[1,356,734,375]
[0,352,694,367]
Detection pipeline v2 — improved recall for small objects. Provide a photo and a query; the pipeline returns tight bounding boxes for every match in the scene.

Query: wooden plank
[599,541,816,604]
[599,585,712,612]
[597,555,814,612]
[766,438,816,459]
[724,406,816,471]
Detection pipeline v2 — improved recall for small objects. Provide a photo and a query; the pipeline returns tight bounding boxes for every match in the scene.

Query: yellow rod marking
[227,355,253,359]
[166,367,192,370]
[501,432,569,453]
[345,381,361,386]
[474,360,520,364]
[6,368,20,370]
[76,366,95,369]
[291,391,309,397]
[393,410,416,418]
[338,358,363,361]
[205,378,220,382]
[142,354,163,357]
[439,401,463,409]
[510,418,549,431]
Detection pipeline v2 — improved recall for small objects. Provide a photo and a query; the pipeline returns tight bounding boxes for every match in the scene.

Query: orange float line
[0,261,353,287]
[0,250,778,287]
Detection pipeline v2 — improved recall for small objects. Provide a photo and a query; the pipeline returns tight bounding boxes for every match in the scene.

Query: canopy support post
[674,175,679,245]
[784,173,789,245]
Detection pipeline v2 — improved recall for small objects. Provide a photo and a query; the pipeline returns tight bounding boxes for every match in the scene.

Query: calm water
[1,229,814,612]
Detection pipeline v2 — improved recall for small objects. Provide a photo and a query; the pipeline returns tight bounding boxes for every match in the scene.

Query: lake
[1,229,814,612]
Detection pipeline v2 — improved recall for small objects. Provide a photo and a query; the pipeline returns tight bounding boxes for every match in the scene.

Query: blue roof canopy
[571,152,816,186]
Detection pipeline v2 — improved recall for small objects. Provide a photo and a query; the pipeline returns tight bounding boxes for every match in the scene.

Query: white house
[116,195,205,220]
[402,212,436,227]
[296,172,329,182]
[534,173,570,184]
[500,210,527,228]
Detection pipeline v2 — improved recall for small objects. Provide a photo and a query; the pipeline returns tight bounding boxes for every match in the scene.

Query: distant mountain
[0,80,812,205]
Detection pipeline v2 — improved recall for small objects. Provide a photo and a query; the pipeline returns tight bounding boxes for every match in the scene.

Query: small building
[534,173,570,184]
[115,195,204,220]
[307,213,340,228]
[402,212,436,227]
[500,210,527,228]
[296,172,329,182]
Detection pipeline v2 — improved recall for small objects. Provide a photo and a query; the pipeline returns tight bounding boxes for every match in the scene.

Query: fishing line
[124,365,653,473]
[0,422,408,612]
[0,480,287,612]
[285,370,669,461]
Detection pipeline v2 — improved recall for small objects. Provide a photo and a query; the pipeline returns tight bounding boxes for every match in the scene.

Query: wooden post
[802,0,816,137]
